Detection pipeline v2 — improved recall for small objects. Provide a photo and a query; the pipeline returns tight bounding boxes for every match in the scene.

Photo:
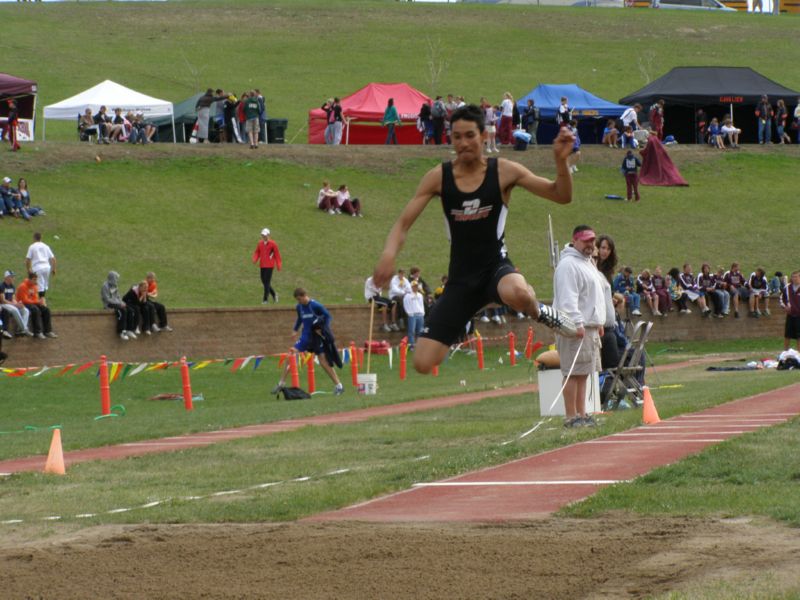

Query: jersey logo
[450,199,492,222]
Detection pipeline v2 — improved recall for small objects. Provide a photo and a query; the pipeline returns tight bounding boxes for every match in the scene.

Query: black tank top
[440,158,508,281]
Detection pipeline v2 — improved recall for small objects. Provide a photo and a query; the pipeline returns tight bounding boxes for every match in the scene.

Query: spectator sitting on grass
[317,181,338,214]
[101,271,136,341]
[1,176,22,218]
[335,184,362,217]
[678,263,711,316]
[15,178,45,218]
[613,266,641,316]
[601,119,619,148]
[16,272,56,339]
[747,267,770,317]
[145,272,173,332]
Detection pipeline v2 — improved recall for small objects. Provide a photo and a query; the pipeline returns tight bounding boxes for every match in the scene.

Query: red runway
[308,382,800,522]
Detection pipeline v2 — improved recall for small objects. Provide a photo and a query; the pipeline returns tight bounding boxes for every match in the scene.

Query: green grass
[1,147,797,309]
[3,1,799,142]
[1,346,797,527]
[563,417,800,527]
[0,345,537,460]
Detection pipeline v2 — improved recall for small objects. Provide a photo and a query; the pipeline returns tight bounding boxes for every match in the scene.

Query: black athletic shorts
[421,258,519,346]
[785,315,800,340]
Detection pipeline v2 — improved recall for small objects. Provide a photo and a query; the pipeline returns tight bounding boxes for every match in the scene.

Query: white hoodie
[553,245,606,328]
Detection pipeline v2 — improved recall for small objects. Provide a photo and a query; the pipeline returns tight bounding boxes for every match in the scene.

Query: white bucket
[356,373,378,395]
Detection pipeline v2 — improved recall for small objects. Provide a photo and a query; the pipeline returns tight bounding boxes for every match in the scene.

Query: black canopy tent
[620,67,800,144]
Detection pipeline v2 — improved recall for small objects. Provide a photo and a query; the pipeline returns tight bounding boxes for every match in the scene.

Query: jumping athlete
[373,104,577,374]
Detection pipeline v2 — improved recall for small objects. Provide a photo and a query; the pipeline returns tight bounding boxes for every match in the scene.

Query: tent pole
[171,114,176,143]
[42,118,46,142]
[730,103,733,123]
[345,118,350,145]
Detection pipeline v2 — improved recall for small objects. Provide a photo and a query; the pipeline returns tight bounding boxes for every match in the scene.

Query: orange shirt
[147,280,158,298]
[16,279,41,305]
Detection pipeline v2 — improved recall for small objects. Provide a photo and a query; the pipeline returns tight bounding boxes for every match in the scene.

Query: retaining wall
[1,304,783,368]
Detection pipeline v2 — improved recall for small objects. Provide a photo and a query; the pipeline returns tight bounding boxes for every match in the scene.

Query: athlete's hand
[373,253,395,289]
[575,325,585,339]
[553,128,575,163]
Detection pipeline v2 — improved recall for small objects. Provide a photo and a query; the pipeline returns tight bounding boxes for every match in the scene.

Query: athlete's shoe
[536,303,578,337]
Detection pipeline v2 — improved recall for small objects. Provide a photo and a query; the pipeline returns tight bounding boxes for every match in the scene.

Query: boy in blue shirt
[272,288,344,395]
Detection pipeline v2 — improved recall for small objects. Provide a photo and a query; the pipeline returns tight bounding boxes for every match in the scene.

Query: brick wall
[1,304,783,368]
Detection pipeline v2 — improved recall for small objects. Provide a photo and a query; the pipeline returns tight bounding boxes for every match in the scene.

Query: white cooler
[537,369,600,416]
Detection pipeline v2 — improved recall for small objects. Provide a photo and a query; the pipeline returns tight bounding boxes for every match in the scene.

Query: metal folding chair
[603,320,653,408]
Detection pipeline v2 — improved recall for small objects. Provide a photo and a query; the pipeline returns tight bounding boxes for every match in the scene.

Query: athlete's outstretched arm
[373,167,441,288]
[505,128,574,204]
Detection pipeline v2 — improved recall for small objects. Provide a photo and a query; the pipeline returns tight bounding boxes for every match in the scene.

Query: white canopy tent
[42,80,175,142]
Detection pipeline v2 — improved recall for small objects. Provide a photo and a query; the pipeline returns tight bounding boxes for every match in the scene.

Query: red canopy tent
[308,82,431,145]
[639,138,688,186]
[0,72,38,141]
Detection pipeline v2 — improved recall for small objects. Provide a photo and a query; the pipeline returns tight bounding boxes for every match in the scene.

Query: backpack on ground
[278,386,311,400]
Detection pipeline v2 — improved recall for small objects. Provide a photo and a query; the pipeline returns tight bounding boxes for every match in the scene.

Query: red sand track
[0,357,716,475]
[309,382,800,522]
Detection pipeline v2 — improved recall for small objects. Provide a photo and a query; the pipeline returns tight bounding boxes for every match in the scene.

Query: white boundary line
[413,480,626,487]
[0,467,351,526]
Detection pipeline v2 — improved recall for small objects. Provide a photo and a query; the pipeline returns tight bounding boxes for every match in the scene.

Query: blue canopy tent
[517,84,629,144]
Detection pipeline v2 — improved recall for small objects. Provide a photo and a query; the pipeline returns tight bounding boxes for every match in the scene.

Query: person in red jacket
[252,227,282,304]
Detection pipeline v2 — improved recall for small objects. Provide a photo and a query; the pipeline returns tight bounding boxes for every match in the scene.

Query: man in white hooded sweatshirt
[553,225,607,427]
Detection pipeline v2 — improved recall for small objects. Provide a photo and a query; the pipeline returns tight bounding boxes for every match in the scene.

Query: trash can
[266,118,288,144]
[512,129,532,151]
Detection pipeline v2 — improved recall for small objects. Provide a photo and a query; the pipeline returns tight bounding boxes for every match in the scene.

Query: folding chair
[603,320,653,408]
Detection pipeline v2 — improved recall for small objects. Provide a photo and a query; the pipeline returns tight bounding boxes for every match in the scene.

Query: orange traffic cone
[43,428,66,475]
[641,386,660,425]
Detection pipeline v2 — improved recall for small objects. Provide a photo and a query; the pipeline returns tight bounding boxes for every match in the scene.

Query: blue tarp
[517,84,628,120]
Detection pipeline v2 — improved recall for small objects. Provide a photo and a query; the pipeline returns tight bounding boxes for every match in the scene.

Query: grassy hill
[2,143,796,310]
[0,0,798,309]
[3,0,799,142]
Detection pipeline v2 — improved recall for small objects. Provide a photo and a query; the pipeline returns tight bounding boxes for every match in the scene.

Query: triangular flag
[110,362,122,383]
[73,361,96,375]
[128,362,149,376]
[33,366,51,377]
[253,356,264,370]
[120,363,134,380]
[388,346,393,370]
[7,369,27,377]
[230,357,245,372]
[57,363,76,376]
[240,356,253,370]
[193,360,212,370]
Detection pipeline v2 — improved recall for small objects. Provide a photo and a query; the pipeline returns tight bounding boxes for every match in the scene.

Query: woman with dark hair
[593,234,620,371]
[382,98,400,145]
[595,234,618,284]
[16,179,44,219]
